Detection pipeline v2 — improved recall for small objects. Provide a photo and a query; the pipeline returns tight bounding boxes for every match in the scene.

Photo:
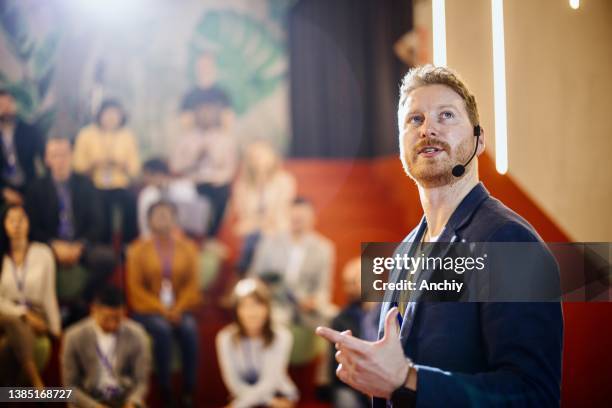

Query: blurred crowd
[0,56,374,408]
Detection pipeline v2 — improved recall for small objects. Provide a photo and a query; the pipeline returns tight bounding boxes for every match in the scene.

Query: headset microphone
[452,125,481,177]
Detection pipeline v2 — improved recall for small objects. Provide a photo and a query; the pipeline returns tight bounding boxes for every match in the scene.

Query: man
[249,197,336,327]
[62,285,151,408]
[170,87,238,236]
[328,258,380,408]
[137,158,210,238]
[317,65,563,407]
[25,138,116,322]
[126,200,201,407]
[0,89,45,206]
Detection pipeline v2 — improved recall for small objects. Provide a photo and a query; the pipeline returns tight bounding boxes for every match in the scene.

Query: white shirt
[94,324,120,392]
[0,243,61,336]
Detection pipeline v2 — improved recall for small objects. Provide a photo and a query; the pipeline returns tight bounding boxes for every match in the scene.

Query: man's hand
[51,241,83,265]
[165,307,182,325]
[316,307,412,399]
[24,311,48,335]
[269,397,294,408]
[299,296,317,313]
[2,187,23,205]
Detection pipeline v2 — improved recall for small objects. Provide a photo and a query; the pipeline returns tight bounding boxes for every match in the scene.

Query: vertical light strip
[491,0,508,174]
[432,0,447,67]
[569,0,580,10]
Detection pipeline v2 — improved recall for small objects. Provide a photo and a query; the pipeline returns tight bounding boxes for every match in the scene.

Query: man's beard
[401,136,474,188]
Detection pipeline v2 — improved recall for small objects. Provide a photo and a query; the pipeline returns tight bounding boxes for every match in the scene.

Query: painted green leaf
[189,10,286,115]
[0,0,35,61]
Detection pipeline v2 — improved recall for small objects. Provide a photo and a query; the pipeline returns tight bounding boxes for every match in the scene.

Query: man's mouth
[417,146,445,157]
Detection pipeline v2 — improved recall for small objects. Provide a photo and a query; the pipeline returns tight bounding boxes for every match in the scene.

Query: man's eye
[407,116,423,125]
[441,111,455,119]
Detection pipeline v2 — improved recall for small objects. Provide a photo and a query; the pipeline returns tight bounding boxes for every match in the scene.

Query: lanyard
[9,252,28,306]
[154,237,175,280]
[95,338,117,376]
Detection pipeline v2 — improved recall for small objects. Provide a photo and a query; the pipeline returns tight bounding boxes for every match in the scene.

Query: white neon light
[570,0,580,10]
[491,0,508,174]
[432,0,447,67]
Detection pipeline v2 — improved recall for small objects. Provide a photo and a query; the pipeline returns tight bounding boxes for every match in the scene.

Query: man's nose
[419,117,438,138]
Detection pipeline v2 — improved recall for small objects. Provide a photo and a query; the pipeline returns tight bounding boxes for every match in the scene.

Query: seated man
[0,89,45,206]
[137,158,210,238]
[249,197,336,327]
[61,285,151,408]
[25,138,116,324]
[329,258,381,408]
[126,200,202,407]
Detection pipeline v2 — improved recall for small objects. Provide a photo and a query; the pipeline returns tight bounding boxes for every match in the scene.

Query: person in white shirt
[170,88,238,237]
[216,278,298,408]
[62,285,151,408]
[0,204,60,387]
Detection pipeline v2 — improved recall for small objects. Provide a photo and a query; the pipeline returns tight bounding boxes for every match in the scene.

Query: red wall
[286,156,612,407]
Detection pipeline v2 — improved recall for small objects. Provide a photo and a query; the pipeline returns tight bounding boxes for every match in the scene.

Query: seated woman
[216,278,298,408]
[231,141,296,274]
[126,200,201,407]
[0,205,61,387]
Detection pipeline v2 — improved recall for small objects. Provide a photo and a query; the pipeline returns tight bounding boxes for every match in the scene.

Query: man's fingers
[316,326,369,354]
[335,330,352,350]
[382,307,401,340]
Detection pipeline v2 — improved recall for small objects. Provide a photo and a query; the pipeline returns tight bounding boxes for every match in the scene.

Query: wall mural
[0,0,294,157]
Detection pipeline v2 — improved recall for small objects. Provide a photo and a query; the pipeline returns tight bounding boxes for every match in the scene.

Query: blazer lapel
[399,183,490,341]
[378,218,427,338]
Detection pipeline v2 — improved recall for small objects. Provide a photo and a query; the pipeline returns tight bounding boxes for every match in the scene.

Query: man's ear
[476,127,486,157]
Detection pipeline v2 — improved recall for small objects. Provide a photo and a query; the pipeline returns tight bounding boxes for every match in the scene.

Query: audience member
[216,278,298,408]
[0,89,45,207]
[328,258,380,408]
[138,158,210,238]
[0,205,60,387]
[62,284,151,408]
[232,141,296,273]
[126,200,201,407]
[170,88,238,237]
[249,197,335,327]
[179,51,221,129]
[73,99,141,244]
[26,138,116,323]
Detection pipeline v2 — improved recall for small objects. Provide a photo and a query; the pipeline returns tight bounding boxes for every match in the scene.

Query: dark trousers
[0,314,35,386]
[132,313,198,394]
[195,183,230,236]
[57,244,116,327]
[100,188,138,244]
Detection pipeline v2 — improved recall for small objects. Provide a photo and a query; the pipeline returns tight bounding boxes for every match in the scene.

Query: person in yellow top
[73,99,141,244]
[126,200,201,408]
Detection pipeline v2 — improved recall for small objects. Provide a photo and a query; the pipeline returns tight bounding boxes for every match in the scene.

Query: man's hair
[46,136,73,149]
[399,65,480,126]
[143,158,170,175]
[147,199,177,221]
[94,285,125,308]
[292,196,312,207]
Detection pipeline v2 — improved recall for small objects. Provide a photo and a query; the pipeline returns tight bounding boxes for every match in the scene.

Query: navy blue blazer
[374,183,563,407]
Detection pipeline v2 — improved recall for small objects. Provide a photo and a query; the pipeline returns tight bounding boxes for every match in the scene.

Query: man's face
[342,260,362,301]
[0,94,18,123]
[45,140,72,182]
[290,203,315,236]
[398,84,477,188]
[92,304,124,333]
[149,204,175,235]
